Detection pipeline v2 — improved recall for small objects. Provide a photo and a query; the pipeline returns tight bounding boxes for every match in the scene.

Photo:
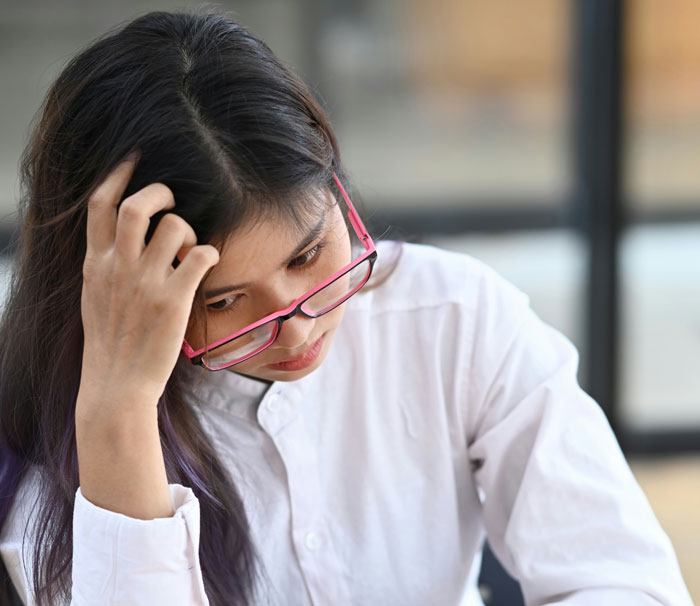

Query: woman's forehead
[204,193,342,288]
[224,209,328,254]
[216,187,335,249]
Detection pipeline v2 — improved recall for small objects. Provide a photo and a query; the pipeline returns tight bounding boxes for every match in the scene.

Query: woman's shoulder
[353,239,530,316]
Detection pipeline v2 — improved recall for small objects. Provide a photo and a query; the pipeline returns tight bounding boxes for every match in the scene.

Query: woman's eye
[207,294,242,313]
[289,242,324,269]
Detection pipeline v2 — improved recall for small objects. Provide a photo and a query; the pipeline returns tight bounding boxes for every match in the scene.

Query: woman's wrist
[75,380,162,424]
[75,389,172,520]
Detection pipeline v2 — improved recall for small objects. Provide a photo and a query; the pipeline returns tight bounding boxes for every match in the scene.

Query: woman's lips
[266,334,325,371]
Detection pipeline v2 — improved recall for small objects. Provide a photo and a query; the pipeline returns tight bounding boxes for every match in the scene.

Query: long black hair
[0,9,356,605]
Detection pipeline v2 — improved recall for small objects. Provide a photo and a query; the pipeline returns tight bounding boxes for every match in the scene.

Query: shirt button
[266,394,281,412]
[304,532,320,551]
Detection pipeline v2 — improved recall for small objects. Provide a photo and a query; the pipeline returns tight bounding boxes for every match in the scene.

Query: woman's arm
[0,155,217,606]
[69,154,218,604]
[464,266,692,605]
[0,467,209,606]
[70,483,207,606]
[76,153,216,519]
[75,396,169,521]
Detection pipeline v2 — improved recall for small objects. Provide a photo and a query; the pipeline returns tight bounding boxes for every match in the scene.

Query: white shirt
[0,241,692,605]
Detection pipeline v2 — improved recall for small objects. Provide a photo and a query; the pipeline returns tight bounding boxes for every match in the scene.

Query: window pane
[1,1,572,216]
[625,0,700,210]
[318,0,572,208]
[619,224,700,429]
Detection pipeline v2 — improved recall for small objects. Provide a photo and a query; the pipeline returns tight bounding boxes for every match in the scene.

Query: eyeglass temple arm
[332,173,372,247]
[182,341,198,357]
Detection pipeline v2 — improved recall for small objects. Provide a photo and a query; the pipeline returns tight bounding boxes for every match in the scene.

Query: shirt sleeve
[464,266,693,606]
[70,484,209,606]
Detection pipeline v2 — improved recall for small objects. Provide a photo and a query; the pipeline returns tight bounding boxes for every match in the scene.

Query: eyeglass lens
[202,257,372,370]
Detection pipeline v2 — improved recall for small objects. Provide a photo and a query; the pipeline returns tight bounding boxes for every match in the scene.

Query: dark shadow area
[478,541,525,606]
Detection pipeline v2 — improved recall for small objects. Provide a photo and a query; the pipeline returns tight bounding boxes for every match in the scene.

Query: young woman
[0,10,691,606]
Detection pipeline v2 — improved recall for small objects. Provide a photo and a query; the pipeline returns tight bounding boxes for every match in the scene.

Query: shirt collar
[179,360,272,415]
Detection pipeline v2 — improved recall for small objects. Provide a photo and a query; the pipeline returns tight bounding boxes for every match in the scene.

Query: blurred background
[0,0,698,602]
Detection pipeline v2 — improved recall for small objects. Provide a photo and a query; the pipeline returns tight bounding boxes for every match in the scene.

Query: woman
[0,10,692,606]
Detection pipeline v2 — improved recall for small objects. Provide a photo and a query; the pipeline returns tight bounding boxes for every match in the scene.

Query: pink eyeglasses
[181,172,377,371]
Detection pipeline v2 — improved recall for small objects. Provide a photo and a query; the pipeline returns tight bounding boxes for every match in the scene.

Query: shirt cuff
[71,484,209,606]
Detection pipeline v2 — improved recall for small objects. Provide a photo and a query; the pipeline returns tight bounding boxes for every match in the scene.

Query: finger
[169,245,220,299]
[114,183,176,261]
[141,213,197,272]
[86,153,139,254]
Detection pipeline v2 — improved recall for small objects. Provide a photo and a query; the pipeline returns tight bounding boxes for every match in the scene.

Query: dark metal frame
[572,0,625,434]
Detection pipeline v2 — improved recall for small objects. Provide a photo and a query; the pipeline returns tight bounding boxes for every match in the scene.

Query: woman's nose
[274,313,316,351]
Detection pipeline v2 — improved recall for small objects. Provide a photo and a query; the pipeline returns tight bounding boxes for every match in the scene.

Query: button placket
[258,390,296,435]
[258,384,353,604]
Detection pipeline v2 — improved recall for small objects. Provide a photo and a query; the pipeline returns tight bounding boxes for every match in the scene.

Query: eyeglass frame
[181,172,378,370]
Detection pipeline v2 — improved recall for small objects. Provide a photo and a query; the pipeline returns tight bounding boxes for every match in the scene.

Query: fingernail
[126,150,141,163]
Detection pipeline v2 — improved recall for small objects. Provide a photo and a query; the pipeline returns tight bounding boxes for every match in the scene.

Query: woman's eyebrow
[204,211,328,299]
[286,211,328,262]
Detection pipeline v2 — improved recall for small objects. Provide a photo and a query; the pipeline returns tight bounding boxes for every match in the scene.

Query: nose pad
[275,313,316,350]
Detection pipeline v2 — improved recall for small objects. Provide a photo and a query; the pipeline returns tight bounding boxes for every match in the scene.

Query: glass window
[625,0,700,210]
[620,224,700,429]
[317,0,572,209]
[621,0,700,429]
